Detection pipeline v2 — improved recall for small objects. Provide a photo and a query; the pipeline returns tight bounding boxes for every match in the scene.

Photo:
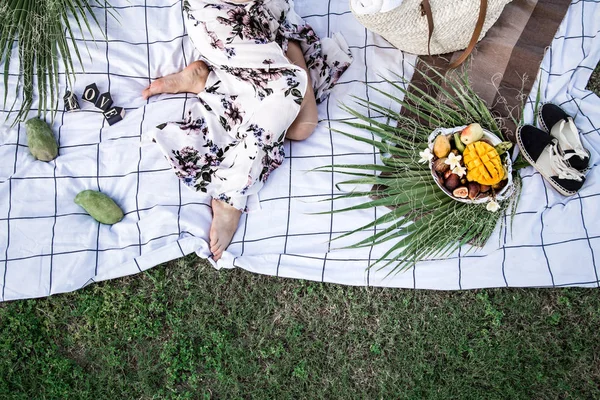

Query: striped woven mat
[404,0,572,140]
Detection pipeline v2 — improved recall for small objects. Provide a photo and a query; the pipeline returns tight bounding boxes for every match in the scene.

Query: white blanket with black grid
[0,0,599,301]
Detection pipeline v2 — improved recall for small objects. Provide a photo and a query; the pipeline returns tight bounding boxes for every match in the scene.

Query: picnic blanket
[0,0,599,301]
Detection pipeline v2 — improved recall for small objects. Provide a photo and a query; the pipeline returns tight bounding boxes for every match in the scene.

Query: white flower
[444,152,462,170]
[419,148,434,164]
[452,165,466,178]
[486,200,500,212]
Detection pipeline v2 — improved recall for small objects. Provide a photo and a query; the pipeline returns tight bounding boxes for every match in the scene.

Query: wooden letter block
[63,90,80,112]
[82,83,100,104]
[103,106,126,126]
[94,92,113,111]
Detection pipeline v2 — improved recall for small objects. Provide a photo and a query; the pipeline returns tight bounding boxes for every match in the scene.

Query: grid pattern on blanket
[0,0,599,301]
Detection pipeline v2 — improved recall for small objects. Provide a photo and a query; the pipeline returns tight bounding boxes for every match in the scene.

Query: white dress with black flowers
[148,0,352,211]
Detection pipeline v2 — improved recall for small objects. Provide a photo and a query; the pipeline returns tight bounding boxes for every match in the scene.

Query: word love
[64,83,126,126]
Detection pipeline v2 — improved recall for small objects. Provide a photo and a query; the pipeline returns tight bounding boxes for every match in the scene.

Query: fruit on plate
[463,141,505,186]
[433,157,450,173]
[444,173,461,191]
[453,187,469,198]
[433,134,451,158]
[468,182,480,200]
[453,132,466,153]
[494,141,513,156]
[460,123,484,145]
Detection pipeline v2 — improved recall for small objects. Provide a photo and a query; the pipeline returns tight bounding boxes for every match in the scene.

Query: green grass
[0,63,598,400]
[1,255,600,399]
[586,63,600,94]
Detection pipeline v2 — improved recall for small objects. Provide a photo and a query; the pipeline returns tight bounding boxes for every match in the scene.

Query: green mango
[495,141,513,156]
[75,190,124,225]
[25,118,58,161]
[453,132,466,153]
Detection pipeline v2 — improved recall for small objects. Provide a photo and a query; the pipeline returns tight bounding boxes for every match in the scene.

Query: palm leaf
[324,64,522,276]
[0,0,116,126]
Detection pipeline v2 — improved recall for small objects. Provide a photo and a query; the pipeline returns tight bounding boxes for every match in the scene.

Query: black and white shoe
[517,124,586,196]
[538,103,590,171]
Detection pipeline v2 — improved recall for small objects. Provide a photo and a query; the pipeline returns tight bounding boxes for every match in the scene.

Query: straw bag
[351,0,512,67]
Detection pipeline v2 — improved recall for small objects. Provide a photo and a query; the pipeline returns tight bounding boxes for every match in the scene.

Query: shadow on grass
[1,254,599,399]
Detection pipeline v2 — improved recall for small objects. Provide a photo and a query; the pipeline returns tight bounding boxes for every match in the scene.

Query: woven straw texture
[351,0,513,55]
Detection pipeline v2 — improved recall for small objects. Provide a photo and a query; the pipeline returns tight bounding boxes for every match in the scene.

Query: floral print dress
[149,0,352,211]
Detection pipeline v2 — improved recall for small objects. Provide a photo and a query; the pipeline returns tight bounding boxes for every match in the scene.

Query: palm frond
[0,0,115,126]
[325,64,522,276]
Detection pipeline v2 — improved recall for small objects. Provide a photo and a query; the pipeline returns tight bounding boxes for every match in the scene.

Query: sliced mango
[463,141,504,186]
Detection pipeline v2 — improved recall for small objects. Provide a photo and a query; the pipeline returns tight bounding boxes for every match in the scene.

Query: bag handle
[420,0,434,55]
[420,0,488,68]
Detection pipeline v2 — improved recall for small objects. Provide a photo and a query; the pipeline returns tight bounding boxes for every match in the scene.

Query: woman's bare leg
[149,45,312,260]
[285,41,318,141]
[142,60,210,99]
[209,199,242,261]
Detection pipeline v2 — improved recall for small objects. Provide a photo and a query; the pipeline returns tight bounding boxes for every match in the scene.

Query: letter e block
[103,106,126,126]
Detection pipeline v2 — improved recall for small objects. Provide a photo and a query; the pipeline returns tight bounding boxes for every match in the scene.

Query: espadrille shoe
[538,103,590,171]
[517,124,585,196]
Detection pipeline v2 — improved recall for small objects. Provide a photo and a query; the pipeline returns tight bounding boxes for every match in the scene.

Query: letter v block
[95,92,114,111]
[103,107,126,126]
[82,83,100,104]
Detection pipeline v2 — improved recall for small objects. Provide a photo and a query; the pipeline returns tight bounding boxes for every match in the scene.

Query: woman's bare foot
[142,60,209,99]
[209,198,242,261]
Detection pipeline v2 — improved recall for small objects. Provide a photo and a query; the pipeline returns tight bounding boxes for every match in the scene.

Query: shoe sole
[516,125,578,197]
[537,103,553,133]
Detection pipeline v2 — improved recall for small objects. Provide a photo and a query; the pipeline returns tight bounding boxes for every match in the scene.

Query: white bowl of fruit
[424,123,513,206]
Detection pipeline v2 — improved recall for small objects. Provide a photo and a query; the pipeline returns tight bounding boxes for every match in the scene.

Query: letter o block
[82,83,100,104]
